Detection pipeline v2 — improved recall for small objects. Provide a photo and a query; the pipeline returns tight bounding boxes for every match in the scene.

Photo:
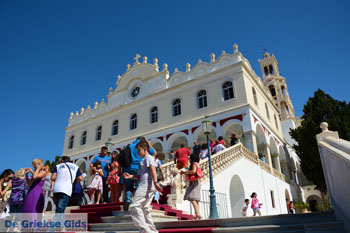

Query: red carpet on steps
[159,227,217,233]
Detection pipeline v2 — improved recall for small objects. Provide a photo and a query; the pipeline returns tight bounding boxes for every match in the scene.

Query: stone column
[280,160,290,179]
[215,121,224,139]
[244,130,258,155]
[263,143,273,172]
[272,153,281,172]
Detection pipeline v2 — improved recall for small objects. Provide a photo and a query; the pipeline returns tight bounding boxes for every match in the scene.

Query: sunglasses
[8,176,13,180]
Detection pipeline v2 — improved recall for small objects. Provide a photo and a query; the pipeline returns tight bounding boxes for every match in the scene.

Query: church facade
[62,44,321,216]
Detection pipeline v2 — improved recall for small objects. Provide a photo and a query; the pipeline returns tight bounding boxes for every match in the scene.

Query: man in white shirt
[51,156,83,213]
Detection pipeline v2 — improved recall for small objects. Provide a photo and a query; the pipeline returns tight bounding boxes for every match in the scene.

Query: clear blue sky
[1,0,349,173]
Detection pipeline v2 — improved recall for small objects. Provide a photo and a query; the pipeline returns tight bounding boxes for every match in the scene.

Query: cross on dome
[134,54,141,64]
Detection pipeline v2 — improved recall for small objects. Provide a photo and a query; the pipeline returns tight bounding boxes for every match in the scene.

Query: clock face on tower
[130,86,140,98]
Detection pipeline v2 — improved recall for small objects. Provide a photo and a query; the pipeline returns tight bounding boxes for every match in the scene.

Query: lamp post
[105,138,114,156]
[202,116,219,219]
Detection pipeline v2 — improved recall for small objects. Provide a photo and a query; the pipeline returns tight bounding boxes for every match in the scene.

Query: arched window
[281,86,286,96]
[264,66,269,76]
[252,87,258,106]
[265,103,270,119]
[269,65,274,74]
[269,85,276,97]
[68,135,74,149]
[197,90,207,109]
[130,114,137,130]
[274,115,279,129]
[112,120,118,136]
[223,81,234,101]
[150,107,158,123]
[96,126,102,141]
[173,99,181,116]
[81,131,87,145]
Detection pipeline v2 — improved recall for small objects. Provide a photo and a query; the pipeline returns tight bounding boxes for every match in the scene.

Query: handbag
[186,162,203,181]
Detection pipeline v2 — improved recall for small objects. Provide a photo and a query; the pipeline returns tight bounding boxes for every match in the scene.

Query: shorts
[253,207,260,213]
[177,162,188,170]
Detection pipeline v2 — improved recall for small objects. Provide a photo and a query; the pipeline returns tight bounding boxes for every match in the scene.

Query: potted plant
[294,201,310,213]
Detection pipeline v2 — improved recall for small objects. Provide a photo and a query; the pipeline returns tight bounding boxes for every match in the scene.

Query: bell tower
[258,51,295,121]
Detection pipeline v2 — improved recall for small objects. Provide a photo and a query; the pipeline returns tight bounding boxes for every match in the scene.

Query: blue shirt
[91,155,111,178]
[129,139,155,170]
[193,145,201,155]
[73,182,82,194]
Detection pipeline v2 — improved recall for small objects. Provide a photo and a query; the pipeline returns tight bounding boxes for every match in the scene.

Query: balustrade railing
[161,143,286,183]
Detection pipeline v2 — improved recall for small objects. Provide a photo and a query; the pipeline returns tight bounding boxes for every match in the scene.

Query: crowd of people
[0,133,240,232]
[0,156,84,220]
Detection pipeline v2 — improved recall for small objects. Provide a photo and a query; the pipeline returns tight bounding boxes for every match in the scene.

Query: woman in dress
[181,154,202,220]
[107,151,121,202]
[22,159,47,217]
[88,161,104,204]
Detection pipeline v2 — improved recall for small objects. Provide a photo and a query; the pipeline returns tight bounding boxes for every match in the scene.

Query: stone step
[89,210,341,232]
[89,222,139,232]
[213,224,305,233]
[304,221,345,233]
[102,215,178,223]
[112,209,166,217]
[213,221,345,233]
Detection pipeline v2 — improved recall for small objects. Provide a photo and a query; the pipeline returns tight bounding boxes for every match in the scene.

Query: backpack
[117,145,132,168]
[8,178,26,206]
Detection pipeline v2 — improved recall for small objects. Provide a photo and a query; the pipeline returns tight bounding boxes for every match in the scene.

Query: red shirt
[175,147,191,164]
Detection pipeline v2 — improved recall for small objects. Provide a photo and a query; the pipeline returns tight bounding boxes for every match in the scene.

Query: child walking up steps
[123,140,162,233]
[88,161,104,204]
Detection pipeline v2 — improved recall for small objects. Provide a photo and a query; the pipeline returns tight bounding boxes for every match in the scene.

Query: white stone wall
[63,51,283,160]
[178,158,292,218]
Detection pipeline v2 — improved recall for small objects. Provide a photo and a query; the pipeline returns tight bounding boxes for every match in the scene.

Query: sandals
[194,215,202,220]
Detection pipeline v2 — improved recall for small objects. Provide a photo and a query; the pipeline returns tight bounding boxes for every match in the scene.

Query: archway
[269,137,279,170]
[223,121,244,146]
[76,159,87,173]
[169,135,189,152]
[229,175,245,217]
[285,189,291,213]
[151,142,166,162]
[256,124,268,163]
[194,127,217,146]
[279,146,290,178]
[306,195,322,212]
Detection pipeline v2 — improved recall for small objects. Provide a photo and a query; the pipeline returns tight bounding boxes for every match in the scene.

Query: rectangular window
[270,190,275,208]
[151,112,158,123]
[131,119,137,130]
[173,105,181,116]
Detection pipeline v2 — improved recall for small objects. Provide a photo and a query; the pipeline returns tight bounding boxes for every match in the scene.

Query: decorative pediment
[116,63,160,92]
[192,62,209,79]
[168,71,185,87]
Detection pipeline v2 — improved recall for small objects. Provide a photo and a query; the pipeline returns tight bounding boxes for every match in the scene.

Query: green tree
[44,155,61,172]
[290,89,350,192]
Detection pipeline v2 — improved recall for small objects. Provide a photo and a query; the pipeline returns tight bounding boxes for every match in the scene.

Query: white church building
[62,44,322,217]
